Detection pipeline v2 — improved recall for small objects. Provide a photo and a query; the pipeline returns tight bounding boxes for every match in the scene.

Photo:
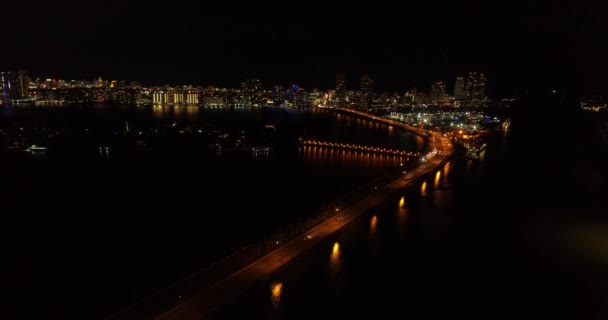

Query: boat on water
[24,145,47,152]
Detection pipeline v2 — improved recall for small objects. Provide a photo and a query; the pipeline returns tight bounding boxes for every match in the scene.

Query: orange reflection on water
[185,106,199,120]
[434,170,441,188]
[301,143,405,170]
[152,104,166,118]
[397,207,408,226]
[370,215,378,237]
[329,241,342,273]
[172,105,184,117]
[332,242,340,255]
[329,240,342,261]
[443,162,451,183]
[270,282,283,309]
[420,181,427,196]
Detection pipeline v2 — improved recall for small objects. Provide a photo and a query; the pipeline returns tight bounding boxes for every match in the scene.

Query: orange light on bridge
[399,196,405,208]
[421,181,427,196]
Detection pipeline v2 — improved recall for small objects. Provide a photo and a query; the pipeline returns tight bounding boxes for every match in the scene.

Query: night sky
[4,1,608,97]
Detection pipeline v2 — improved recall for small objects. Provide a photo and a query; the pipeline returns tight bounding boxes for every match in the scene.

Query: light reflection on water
[329,242,342,274]
[270,282,283,310]
[434,170,441,188]
[152,105,200,121]
[211,132,518,320]
[212,156,495,320]
[301,145,406,171]
[370,215,378,238]
[8,105,431,320]
[396,206,409,227]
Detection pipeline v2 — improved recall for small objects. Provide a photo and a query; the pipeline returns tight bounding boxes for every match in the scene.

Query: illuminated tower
[1,72,16,103]
[336,73,346,103]
[272,85,285,106]
[17,70,30,99]
[360,74,374,108]
[465,72,487,106]
[241,78,263,107]
[454,76,465,99]
[1,70,31,103]
[431,80,447,103]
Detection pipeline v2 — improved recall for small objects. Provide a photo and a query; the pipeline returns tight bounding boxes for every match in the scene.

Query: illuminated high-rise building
[360,74,374,108]
[465,72,487,105]
[1,72,17,103]
[17,70,30,99]
[272,85,285,106]
[1,70,31,103]
[431,80,447,103]
[285,85,308,108]
[454,76,466,99]
[241,78,263,107]
[336,73,346,103]
[185,90,199,105]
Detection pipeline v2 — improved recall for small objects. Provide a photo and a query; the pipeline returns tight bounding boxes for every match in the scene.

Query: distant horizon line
[12,70,494,94]
[5,69,603,98]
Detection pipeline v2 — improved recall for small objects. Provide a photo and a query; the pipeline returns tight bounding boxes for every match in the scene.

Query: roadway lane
[104,244,264,320]
[155,109,453,320]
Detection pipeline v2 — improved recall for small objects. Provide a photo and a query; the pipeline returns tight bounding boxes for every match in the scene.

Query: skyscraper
[0,72,16,103]
[336,73,346,103]
[17,70,30,99]
[272,85,285,106]
[360,75,374,108]
[241,78,263,107]
[465,72,487,106]
[431,80,447,103]
[1,70,31,104]
[454,76,466,99]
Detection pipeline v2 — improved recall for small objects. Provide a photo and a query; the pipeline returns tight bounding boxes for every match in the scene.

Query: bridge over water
[300,139,421,157]
[104,107,453,320]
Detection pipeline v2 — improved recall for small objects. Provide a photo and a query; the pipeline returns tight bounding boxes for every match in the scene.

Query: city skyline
[3,2,607,98]
[4,69,490,92]
[5,2,608,320]
[2,68,495,108]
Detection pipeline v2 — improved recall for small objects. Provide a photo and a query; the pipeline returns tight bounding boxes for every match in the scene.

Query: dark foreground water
[4,105,422,320]
[213,103,608,320]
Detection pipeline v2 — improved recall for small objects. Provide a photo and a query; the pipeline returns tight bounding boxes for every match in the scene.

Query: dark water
[213,104,608,320]
[4,105,423,320]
